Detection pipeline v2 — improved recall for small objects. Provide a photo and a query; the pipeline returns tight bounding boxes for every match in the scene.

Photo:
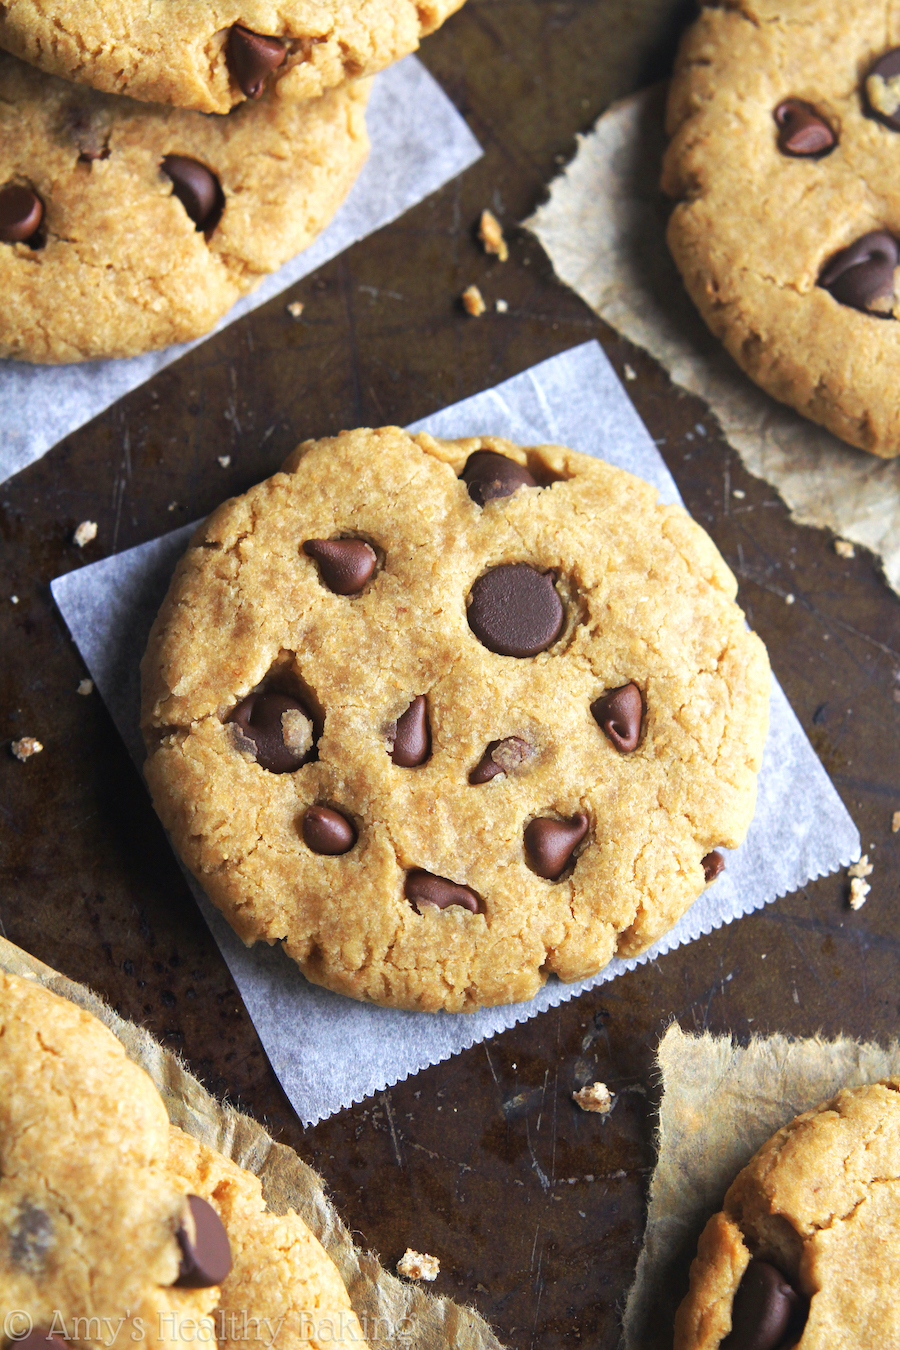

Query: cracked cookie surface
[0,0,465,113]
[674,1079,900,1349]
[140,426,770,1013]
[663,1,900,458]
[0,51,368,363]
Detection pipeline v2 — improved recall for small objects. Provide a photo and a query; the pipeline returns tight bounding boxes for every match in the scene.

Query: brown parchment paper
[526,84,900,597]
[622,1022,900,1350]
[0,936,504,1350]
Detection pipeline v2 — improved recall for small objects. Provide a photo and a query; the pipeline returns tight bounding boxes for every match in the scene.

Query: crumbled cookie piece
[461,284,487,316]
[72,520,97,548]
[217,455,231,468]
[478,209,509,262]
[397,1248,440,1281]
[849,876,871,910]
[573,1082,613,1113]
[893,811,900,833]
[848,854,873,879]
[834,539,856,558]
[286,301,304,319]
[77,679,93,695]
[11,736,43,760]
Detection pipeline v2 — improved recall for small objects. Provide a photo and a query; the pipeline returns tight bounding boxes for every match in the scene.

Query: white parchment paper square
[0,57,482,486]
[51,340,860,1125]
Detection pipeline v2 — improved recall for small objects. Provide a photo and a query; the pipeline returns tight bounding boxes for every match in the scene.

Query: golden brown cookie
[674,1079,900,1349]
[0,0,465,113]
[140,427,770,1013]
[0,51,368,362]
[662,1,900,458]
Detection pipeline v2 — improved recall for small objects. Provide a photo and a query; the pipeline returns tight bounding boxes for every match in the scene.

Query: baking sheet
[51,339,861,1126]
[0,56,482,485]
[526,84,900,596]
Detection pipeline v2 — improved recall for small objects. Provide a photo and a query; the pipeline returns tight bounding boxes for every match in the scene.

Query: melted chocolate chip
[591,683,643,753]
[406,869,482,913]
[175,1194,232,1289]
[227,691,314,773]
[865,48,900,131]
[10,1203,53,1274]
[161,156,223,232]
[524,812,589,880]
[722,1260,805,1350]
[468,736,531,784]
[228,24,286,99]
[0,184,43,244]
[818,230,899,313]
[702,850,725,883]
[302,804,357,855]
[391,695,431,767]
[774,99,836,156]
[304,537,377,594]
[462,450,537,506]
[17,1332,68,1350]
[468,563,564,657]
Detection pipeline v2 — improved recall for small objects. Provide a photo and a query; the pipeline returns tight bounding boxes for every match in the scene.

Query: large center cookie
[663,1,900,458]
[141,427,770,1013]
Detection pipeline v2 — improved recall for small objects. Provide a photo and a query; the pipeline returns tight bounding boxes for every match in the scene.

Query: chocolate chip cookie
[663,1,900,458]
[140,427,770,1013]
[673,1079,900,1349]
[0,0,464,113]
[0,50,368,362]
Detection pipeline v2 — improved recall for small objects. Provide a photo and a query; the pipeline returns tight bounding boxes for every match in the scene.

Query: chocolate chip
[0,184,43,244]
[304,538,377,594]
[227,691,314,773]
[468,563,564,657]
[161,156,223,232]
[405,869,482,913]
[10,1203,53,1274]
[774,99,836,156]
[174,1194,232,1288]
[590,682,643,753]
[722,1260,805,1350]
[391,695,431,767]
[468,736,532,784]
[462,450,537,506]
[524,812,589,880]
[228,24,286,99]
[818,230,899,314]
[302,804,357,855]
[16,1332,68,1350]
[702,850,725,883]
[865,48,900,131]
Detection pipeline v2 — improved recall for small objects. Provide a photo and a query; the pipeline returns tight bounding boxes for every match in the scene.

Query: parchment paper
[622,1023,900,1350]
[0,935,503,1350]
[51,340,860,1126]
[526,84,900,596]
[0,56,482,486]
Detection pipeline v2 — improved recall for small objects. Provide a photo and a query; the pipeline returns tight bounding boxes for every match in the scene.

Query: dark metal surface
[2,2,899,1346]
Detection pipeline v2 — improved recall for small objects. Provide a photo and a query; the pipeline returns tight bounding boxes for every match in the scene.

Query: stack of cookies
[0,0,465,363]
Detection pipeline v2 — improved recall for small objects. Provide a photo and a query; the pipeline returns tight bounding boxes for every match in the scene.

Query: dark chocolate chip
[9,1202,54,1274]
[524,812,589,880]
[16,1332,68,1350]
[722,1260,805,1350]
[864,47,900,131]
[302,804,357,855]
[0,184,43,244]
[774,99,836,156]
[818,230,899,313]
[468,736,532,784]
[161,156,223,232]
[175,1194,232,1288]
[591,682,643,753]
[462,450,537,506]
[468,563,564,657]
[702,850,725,883]
[405,869,482,913]
[303,538,377,594]
[391,695,431,767]
[227,690,314,773]
[228,24,286,99]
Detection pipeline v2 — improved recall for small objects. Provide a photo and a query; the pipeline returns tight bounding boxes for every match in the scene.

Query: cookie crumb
[478,209,508,262]
[397,1249,440,1281]
[218,455,231,468]
[573,1082,613,1113]
[892,811,900,833]
[624,364,637,381]
[286,300,304,319]
[849,876,871,910]
[73,520,97,548]
[462,285,486,317]
[10,595,18,604]
[77,679,93,696]
[732,489,746,499]
[785,593,795,605]
[495,298,509,313]
[11,736,43,761]
[834,539,855,558]
[848,854,873,879]
[167,502,178,512]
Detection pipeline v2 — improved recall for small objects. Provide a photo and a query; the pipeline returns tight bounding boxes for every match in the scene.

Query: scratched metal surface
[1,2,899,1346]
